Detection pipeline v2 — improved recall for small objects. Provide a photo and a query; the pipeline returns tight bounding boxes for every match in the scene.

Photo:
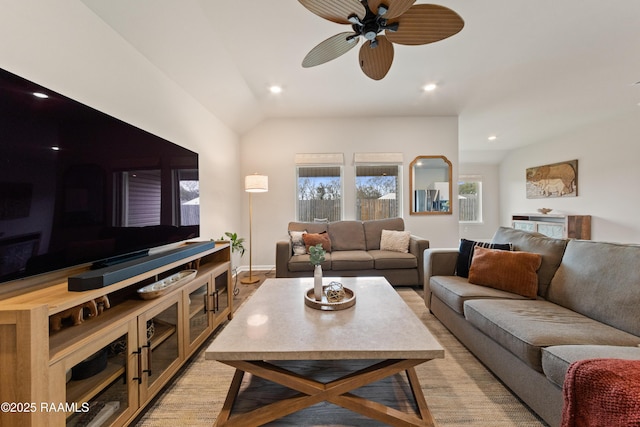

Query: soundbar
[68,241,215,291]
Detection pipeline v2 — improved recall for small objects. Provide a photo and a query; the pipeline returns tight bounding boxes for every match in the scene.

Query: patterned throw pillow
[456,238,513,278]
[289,230,307,255]
[380,229,411,253]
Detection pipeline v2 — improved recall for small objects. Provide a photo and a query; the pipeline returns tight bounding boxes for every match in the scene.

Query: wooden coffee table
[205,277,444,426]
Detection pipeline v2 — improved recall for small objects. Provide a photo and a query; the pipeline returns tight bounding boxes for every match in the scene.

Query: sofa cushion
[547,239,640,337]
[380,229,411,253]
[289,230,307,255]
[463,299,640,372]
[492,226,568,297]
[369,250,417,269]
[430,275,529,314]
[456,238,513,278]
[328,221,366,251]
[363,217,405,250]
[542,345,640,388]
[330,250,373,270]
[302,232,331,253]
[288,253,331,272]
[468,247,542,298]
[288,221,327,234]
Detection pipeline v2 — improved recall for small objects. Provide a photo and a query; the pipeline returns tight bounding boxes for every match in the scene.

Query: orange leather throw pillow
[468,246,542,298]
[302,232,332,253]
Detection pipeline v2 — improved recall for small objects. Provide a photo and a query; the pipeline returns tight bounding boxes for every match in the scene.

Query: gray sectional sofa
[424,226,640,426]
[276,218,429,286]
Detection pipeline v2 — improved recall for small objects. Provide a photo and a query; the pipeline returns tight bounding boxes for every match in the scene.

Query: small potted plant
[309,243,326,301]
[219,232,245,272]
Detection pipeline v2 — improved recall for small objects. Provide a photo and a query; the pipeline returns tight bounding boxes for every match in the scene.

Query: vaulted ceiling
[82,0,640,163]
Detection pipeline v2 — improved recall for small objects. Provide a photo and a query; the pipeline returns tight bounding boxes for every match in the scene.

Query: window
[177,169,199,226]
[458,175,482,223]
[118,170,162,226]
[296,165,343,222]
[114,168,200,227]
[355,164,402,220]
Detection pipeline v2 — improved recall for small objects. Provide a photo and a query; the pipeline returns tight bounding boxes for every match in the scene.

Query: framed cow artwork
[526,160,578,199]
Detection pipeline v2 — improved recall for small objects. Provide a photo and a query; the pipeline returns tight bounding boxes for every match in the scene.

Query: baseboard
[234,264,275,273]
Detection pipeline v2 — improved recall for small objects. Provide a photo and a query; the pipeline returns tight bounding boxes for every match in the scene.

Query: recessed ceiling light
[269,85,283,94]
[33,92,48,99]
[422,83,437,92]
[488,135,497,141]
[51,146,60,151]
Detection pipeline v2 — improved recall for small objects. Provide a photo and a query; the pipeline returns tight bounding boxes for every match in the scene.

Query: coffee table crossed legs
[213,358,436,427]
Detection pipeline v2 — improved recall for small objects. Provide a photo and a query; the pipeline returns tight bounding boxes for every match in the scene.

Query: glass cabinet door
[64,321,137,427]
[138,294,182,402]
[513,220,536,232]
[213,271,229,315]
[185,275,212,351]
[537,222,565,238]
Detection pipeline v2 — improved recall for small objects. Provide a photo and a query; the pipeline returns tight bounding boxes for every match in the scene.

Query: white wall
[240,116,460,268]
[458,163,501,241]
[500,112,640,243]
[0,1,242,242]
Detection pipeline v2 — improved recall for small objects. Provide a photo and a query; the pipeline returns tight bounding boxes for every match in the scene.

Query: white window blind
[353,152,403,164]
[295,153,344,165]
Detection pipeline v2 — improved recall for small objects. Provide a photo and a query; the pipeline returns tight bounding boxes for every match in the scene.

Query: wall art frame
[526,159,578,199]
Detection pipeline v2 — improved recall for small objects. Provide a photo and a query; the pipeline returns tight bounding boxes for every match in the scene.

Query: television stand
[0,241,231,427]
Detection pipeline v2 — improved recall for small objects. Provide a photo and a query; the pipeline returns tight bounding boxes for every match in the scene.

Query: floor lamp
[241,173,268,284]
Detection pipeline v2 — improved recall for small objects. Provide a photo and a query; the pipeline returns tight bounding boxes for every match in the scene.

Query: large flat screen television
[0,67,200,285]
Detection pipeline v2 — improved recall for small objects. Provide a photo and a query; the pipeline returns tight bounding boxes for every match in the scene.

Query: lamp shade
[245,174,268,193]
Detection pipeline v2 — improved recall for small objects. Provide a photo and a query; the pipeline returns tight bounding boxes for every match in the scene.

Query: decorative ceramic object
[309,243,326,301]
[314,265,323,301]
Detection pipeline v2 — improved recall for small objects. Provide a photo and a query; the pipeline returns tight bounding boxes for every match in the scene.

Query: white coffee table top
[205,277,444,361]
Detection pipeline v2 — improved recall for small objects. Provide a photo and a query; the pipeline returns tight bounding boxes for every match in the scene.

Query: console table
[512,214,591,239]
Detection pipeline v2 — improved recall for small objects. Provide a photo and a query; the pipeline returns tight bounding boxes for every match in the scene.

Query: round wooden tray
[304,286,356,311]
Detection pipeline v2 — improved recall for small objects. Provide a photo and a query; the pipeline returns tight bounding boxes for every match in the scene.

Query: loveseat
[275,218,429,286]
[424,227,640,426]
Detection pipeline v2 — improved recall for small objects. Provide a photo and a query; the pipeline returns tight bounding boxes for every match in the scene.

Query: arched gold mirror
[409,155,452,215]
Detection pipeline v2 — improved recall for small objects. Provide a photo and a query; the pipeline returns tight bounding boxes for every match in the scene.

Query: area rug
[135,286,546,426]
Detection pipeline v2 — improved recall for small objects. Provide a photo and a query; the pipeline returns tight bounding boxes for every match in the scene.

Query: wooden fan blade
[302,32,359,68]
[298,0,366,24]
[367,0,415,19]
[359,35,394,80]
[385,4,464,46]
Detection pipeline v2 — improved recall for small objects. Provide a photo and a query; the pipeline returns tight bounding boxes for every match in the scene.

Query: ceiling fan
[299,0,464,80]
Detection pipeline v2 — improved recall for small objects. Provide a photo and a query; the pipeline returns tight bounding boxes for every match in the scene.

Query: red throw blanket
[562,358,640,427]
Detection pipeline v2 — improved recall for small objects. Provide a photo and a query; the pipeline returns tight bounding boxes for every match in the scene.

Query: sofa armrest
[275,240,292,278]
[408,236,430,287]
[423,248,459,301]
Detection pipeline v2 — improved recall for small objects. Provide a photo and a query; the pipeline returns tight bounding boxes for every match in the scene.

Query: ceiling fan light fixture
[347,14,362,25]
[364,31,377,41]
[378,4,389,16]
